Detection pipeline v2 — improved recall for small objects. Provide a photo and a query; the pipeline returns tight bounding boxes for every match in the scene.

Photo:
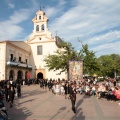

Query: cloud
[0,0,38,40]
[9,9,31,24]
[0,24,23,40]
[47,0,120,56]
[49,0,120,36]
[0,9,31,40]
[45,7,57,18]
[44,0,66,19]
[58,0,66,6]
[5,0,15,9]
[89,30,120,57]
[88,30,120,45]
[8,3,15,9]
[0,0,120,57]
[92,41,120,57]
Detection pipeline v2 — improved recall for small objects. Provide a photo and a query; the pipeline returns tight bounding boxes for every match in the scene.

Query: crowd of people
[39,77,120,103]
[0,77,120,118]
[38,77,120,113]
[0,79,22,119]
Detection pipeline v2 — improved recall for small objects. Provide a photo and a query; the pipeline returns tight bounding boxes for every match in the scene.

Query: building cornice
[27,40,55,44]
[27,34,55,43]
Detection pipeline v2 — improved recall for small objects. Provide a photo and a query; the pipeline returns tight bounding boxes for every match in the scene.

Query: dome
[55,36,63,48]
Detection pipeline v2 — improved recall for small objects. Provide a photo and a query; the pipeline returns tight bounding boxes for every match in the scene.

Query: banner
[69,60,83,81]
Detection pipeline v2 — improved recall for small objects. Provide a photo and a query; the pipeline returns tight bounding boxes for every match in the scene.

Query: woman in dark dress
[5,84,10,102]
[9,85,15,108]
[69,83,77,113]
[16,83,21,98]
[64,82,70,99]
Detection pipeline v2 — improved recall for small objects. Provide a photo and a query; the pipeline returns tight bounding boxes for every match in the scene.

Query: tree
[97,54,120,78]
[111,54,120,76]
[44,41,76,75]
[77,43,99,76]
[44,40,99,77]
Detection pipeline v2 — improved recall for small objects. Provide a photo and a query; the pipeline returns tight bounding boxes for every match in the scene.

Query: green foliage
[44,41,77,75]
[97,54,120,77]
[77,44,99,75]
[44,40,99,75]
[44,39,120,77]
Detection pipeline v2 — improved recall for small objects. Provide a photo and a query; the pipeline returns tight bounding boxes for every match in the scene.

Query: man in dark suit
[69,83,77,113]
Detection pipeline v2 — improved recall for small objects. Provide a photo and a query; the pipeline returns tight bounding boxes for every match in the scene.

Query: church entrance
[9,70,14,80]
[37,72,43,79]
[17,70,23,80]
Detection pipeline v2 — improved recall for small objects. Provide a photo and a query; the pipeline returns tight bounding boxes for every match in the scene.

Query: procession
[0,76,120,119]
[0,0,120,120]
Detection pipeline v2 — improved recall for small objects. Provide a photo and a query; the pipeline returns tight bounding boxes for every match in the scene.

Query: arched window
[17,70,23,80]
[41,24,44,31]
[39,16,41,19]
[36,25,39,31]
[9,70,14,80]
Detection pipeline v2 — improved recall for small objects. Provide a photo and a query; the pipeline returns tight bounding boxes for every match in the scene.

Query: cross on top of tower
[39,3,45,10]
[39,3,42,10]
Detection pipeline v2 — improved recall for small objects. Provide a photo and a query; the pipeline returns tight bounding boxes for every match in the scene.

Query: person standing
[64,82,70,99]
[16,83,21,98]
[9,85,15,108]
[16,79,21,98]
[48,80,53,91]
[44,79,48,90]
[5,84,10,102]
[69,83,77,113]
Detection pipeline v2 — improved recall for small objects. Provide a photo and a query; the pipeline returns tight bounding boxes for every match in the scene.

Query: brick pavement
[3,84,120,120]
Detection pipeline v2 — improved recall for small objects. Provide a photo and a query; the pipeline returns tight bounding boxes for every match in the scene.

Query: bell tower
[32,10,48,34]
[28,9,52,41]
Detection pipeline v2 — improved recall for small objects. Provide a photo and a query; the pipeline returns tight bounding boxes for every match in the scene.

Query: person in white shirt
[60,85,65,96]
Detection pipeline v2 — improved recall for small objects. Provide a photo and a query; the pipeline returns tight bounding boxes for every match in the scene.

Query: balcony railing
[7,61,32,69]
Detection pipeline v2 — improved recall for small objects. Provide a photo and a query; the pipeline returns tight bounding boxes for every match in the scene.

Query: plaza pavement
[4,84,120,120]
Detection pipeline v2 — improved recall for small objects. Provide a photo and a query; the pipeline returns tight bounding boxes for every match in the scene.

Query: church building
[0,9,66,81]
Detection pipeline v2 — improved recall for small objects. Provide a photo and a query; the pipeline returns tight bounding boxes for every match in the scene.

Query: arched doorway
[37,72,43,79]
[9,70,14,80]
[17,70,23,80]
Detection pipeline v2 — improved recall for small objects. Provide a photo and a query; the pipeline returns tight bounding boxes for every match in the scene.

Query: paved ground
[4,84,120,120]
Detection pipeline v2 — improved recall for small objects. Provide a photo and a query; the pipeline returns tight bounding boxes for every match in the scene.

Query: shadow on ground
[5,85,46,120]
[49,107,67,120]
[71,95,85,120]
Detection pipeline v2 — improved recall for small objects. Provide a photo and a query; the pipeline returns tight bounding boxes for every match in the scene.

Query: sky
[0,0,120,57]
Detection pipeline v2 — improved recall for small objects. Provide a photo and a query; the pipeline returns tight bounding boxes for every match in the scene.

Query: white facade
[0,9,66,81]
[0,41,31,81]
[0,42,6,80]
